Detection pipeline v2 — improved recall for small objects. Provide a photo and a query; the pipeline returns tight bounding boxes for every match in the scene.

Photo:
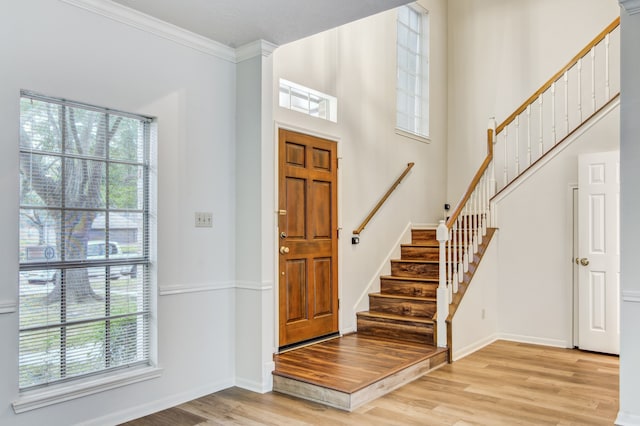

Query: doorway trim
[273,122,343,352]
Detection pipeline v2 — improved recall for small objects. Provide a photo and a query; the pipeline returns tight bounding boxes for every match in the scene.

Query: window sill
[12,366,162,414]
[395,128,431,144]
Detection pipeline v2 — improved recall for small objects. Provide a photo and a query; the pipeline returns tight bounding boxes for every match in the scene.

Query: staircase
[356,226,496,355]
[356,229,439,346]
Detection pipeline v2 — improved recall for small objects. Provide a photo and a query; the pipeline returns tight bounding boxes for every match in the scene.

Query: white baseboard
[498,333,570,348]
[77,378,234,426]
[236,377,270,394]
[616,411,640,426]
[453,334,499,361]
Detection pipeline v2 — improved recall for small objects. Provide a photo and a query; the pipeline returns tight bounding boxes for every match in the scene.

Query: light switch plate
[195,212,213,228]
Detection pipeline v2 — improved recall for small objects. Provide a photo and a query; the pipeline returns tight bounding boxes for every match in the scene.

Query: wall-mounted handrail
[353,162,414,235]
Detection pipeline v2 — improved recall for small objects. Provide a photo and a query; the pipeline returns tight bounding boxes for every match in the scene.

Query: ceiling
[111,0,411,48]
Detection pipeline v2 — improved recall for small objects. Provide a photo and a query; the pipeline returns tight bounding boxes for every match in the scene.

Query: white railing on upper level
[435,17,620,349]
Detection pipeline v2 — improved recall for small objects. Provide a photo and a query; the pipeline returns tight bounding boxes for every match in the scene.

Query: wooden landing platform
[272,333,447,411]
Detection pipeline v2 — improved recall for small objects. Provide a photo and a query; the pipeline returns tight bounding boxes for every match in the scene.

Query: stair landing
[272,333,447,411]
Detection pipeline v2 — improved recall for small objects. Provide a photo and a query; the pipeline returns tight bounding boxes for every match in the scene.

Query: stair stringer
[450,231,499,361]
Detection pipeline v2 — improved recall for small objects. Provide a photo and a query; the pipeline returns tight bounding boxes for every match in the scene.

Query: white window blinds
[397,5,429,139]
[18,91,152,390]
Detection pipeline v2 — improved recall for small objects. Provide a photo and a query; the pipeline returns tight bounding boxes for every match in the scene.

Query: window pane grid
[19,92,151,390]
[396,5,429,138]
[278,79,338,123]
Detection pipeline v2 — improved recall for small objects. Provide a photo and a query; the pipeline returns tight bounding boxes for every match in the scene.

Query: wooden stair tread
[369,292,436,302]
[392,259,439,264]
[357,311,435,324]
[380,275,438,283]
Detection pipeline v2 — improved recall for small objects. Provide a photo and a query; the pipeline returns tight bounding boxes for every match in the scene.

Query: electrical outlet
[195,212,213,228]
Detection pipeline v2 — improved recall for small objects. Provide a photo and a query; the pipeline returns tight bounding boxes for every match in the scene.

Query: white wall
[493,105,619,347]
[272,0,449,333]
[447,0,620,203]
[618,5,640,425]
[0,1,237,425]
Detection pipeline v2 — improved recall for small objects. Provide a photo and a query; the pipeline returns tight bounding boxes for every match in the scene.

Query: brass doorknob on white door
[578,258,590,266]
[280,246,290,255]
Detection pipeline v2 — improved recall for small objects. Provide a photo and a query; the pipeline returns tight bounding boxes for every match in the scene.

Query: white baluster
[453,220,459,291]
[526,105,532,166]
[591,47,596,112]
[436,220,449,348]
[473,187,480,250]
[503,127,508,187]
[480,174,486,239]
[463,207,469,273]
[466,203,471,270]
[538,94,544,156]
[605,33,611,100]
[457,216,463,286]
[489,118,497,196]
[515,116,520,175]
[447,226,452,294]
[551,82,556,144]
[564,71,569,137]
[578,58,583,122]
[483,172,488,235]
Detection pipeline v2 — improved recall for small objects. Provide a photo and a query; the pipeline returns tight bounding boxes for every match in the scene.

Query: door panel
[313,257,333,316]
[278,129,338,347]
[578,151,619,354]
[311,180,332,238]
[285,259,307,322]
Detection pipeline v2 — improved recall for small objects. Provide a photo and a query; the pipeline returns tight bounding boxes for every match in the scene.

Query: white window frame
[279,78,338,123]
[14,92,159,412]
[396,4,430,142]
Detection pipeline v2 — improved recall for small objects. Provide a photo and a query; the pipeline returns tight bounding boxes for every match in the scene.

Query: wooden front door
[278,129,338,347]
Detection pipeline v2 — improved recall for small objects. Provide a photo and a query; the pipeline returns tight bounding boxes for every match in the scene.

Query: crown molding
[236,40,279,63]
[60,0,238,63]
[620,0,640,14]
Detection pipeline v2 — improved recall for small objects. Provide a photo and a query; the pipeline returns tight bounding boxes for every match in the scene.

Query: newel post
[436,220,449,348]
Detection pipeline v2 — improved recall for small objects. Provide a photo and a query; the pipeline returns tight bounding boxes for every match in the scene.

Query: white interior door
[578,151,619,355]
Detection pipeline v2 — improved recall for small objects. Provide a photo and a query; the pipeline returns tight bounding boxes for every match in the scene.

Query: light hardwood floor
[121,340,619,425]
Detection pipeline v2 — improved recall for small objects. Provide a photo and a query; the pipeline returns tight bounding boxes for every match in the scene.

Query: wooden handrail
[496,17,620,135]
[353,162,415,235]
[445,129,493,229]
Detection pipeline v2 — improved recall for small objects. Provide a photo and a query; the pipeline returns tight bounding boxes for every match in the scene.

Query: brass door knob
[280,246,290,255]
[580,258,590,266]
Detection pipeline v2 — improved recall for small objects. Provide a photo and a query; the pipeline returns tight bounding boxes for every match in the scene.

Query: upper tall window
[18,92,152,390]
[396,4,429,140]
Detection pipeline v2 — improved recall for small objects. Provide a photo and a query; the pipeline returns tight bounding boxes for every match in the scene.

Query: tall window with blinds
[18,92,152,390]
[396,5,429,140]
